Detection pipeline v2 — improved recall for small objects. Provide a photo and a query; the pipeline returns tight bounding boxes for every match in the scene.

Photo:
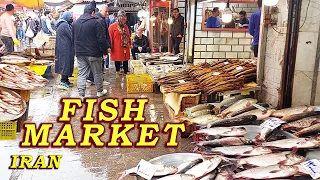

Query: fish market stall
[137,53,184,66]
[0,64,49,132]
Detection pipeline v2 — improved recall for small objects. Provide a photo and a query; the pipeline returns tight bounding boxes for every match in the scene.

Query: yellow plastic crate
[127,74,153,93]
[0,121,17,140]
[60,67,78,81]
[27,65,48,76]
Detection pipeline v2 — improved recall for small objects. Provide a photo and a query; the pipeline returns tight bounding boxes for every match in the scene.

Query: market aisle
[0,67,193,180]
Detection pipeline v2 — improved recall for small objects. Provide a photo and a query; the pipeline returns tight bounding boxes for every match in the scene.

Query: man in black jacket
[73,5,108,99]
[171,8,184,55]
[131,29,151,60]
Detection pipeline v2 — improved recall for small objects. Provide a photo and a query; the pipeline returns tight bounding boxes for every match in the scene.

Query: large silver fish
[186,104,213,114]
[281,111,320,123]
[271,106,315,119]
[230,103,270,117]
[207,115,257,128]
[221,98,258,117]
[213,95,249,114]
[262,138,320,149]
[233,165,299,179]
[238,153,305,167]
[201,145,272,156]
[185,114,222,126]
[199,171,217,180]
[196,137,253,147]
[294,123,320,137]
[192,127,247,137]
[235,109,275,120]
[176,158,203,174]
[185,156,222,178]
[158,174,196,180]
[281,116,320,131]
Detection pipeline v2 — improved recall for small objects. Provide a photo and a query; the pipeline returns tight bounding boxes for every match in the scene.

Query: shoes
[97,89,108,98]
[66,81,74,87]
[103,81,110,86]
[86,80,95,86]
[58,82,69,90]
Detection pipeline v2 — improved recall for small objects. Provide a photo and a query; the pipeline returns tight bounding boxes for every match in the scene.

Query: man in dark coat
[170,8,184,55]
[73,4,108,99]
[131,28,150,60]
[55,11,75,89]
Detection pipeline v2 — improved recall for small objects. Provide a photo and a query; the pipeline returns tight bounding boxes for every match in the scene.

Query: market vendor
[206,7,222,28]
[0,4,19,54]
[131,28,151,60]
[239,11,249,25]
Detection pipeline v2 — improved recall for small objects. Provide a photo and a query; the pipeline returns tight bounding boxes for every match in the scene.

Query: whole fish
[200,145,272,156]
[294,123,320,137]
[200,171,217,180]
[192,127,247,137]
[221,98,258,117]
[281,111,320,122]
[215,170,233,180]
[196,137,253,147]
[233,165,299,179]
[118,165,178,180]
[235,109,275,120]
[176,158,204,174]
[262,138,320,149]
[207,115,257,128]
[158,174,196,180]
[185,156,222,178]
[186,104,213,114]
[281,116,320,131]
[187,109,212,118]
[238,153,305,167]
[271,106,315,119]
[213,95,249,114]
[230,103,270,117]
[255,126,276,142]
[185,114,222,126]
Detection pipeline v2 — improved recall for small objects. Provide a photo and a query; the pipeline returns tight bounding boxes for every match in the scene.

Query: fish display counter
[137,52,184,66]
[119,96,320,180]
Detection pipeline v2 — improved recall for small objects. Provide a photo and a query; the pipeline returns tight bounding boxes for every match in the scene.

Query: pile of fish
[0,89,24,115]
[0,65,48,90]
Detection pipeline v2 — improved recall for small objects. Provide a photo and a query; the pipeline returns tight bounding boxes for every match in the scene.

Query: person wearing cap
[0,4,19,54]
[108,10,131,74]
[72,4,108,99]
[131,28,150,60]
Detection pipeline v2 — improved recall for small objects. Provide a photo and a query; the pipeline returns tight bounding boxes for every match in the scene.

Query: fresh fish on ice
[185,156,222,178]
[235,109,275,120]
[233,165,299,179]
[213,95,249,114]
[238,153,305,167]
[200,145,272,156]
[230,103,270,117]
[196,137,253,147]
[271,106,315,119]
[262,138,320,149]
[176,158,203,174]
[192,127,247,137]
[281,111,320,122]
[207,115,257,128]
[294,123,320,137]
[221,98,258,117]
[281,116,320,131]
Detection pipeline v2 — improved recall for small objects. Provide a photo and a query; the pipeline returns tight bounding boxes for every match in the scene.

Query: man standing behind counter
[249,0,262,57]
[0,4,19,54]
[131,29,151,60]
[206,7,222,28]
[171,8,184,55]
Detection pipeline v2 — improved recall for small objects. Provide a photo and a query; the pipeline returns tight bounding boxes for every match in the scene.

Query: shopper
[73,5,108,98]
[55,11,75,90]
[0,4,19,54]
[170,8,184,55]
[87,5,111,86]
[206,7,222,28]
[41,11,56,36]
[249,0,262,57]
[131,28,150,60]
[109,10,131,74]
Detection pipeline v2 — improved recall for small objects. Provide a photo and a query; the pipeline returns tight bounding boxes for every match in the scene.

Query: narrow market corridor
[0,66,193,180]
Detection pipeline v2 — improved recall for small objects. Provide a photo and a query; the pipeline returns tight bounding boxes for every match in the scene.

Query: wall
[260,0,288,107]
[193,2,255,65]
[292,0,320,106]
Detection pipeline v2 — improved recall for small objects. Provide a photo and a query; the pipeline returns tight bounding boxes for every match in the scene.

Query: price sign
[236,66,243,71]
[301,159,320,179]
[260,118,285,130]
[212,72,221,76]
[178,80,186,83]
[224,62,229,65]
[136,159,157,180]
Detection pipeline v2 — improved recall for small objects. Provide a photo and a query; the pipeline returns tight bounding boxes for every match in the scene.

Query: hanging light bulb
[161,0,166,2]
[150,15,156,21]
[264,0,278,6]
[168,17,173,24]
[222,1,232,23]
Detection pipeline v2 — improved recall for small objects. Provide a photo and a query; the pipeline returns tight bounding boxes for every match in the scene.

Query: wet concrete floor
[0,66,193,180]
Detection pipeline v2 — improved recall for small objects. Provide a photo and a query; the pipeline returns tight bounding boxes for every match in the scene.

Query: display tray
[0,87,27,122]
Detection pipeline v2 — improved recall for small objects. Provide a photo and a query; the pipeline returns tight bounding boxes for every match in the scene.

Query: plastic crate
[60,67,78,81]
[127,74,153,93]
[0,121,17,140]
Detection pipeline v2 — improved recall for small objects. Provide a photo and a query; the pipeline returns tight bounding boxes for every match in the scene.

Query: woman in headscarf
[55,11,75,89]
[108,10,131,74]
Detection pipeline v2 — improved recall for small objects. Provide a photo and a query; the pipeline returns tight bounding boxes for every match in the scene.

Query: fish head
[279,165,299,174]
[308,138,320,146]
[285,154,306,164]
[253,146,272,154]
[231,127,248,135]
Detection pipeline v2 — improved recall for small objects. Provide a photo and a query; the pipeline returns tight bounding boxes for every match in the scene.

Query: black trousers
[131,47,151,60]
[0,36,13,54]
[61,75,69,83]
[115,60,129,73]
[171,37,182,54]
[253,45,259,57]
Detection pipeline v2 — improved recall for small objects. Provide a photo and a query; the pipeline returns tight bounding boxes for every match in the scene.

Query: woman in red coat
[108,10,132,74]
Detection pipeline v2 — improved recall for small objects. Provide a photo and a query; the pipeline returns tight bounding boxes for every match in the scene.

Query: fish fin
[269,170,281,173]
[291,147,299,154]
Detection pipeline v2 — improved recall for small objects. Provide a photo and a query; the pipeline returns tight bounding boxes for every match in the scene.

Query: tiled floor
[0,66,192,180]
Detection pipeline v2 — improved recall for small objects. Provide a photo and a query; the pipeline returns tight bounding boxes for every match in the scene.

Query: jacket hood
[56,19,68,28]
[78,14,97,24]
